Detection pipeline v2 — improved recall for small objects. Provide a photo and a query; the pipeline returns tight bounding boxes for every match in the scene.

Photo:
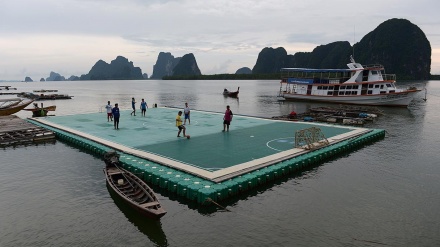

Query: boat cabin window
[323,86,328,90]
[329,86,334,90]
[368,84,374,88]
[340,86,346,90]
[327,91,333,95]
[352,85,359,89]
[380,85,384,89]
[380,91,386,94]
[345,91,351,95]
[375,85,380,88]
[346,85,352,89]
[367,90,373,94]
[317,86,323,90]
[339,91,344,95]
[372,71,378,75]
[352,91,358,95]
[386,84,392,88]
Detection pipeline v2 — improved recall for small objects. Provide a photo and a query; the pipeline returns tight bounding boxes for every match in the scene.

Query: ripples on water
[1,80,440,246]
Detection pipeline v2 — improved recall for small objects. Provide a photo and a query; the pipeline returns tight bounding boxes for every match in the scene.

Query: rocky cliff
[46,72,66,81]
[172,53,201,76]
[151,52,201,79]
[353,18,431,80]
[235,67,252,74]
[80,56,143,80]
[252,18,431,79]
[150,52,181,79]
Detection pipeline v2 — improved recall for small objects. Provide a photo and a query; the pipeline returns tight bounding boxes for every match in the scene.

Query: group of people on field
[104,97,148,130]
[175,103,233,137]
[105,99,234,136]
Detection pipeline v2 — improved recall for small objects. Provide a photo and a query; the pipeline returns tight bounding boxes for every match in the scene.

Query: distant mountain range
[252,18,431,80]
[25,18,432,81]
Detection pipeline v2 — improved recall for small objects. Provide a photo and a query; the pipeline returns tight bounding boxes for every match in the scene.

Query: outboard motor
[103,150,120,167]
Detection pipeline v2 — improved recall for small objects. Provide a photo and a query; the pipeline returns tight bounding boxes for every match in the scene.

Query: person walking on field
[183,102,190,125]
[105,101,113,122]
[176,111,186,137]
[112,103,120,130]
[131,97,136,116]
[140,99,148,117]
[223,105,233,132]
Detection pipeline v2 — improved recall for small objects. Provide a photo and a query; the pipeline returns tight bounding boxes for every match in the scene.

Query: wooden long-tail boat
[223,87,239,97]
[103,151,166,220]
[0,98,35,116]
[23,103,56,117]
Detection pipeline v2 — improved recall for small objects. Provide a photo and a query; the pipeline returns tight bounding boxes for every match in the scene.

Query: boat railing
[363,64,384,70]
[382,74,396,81]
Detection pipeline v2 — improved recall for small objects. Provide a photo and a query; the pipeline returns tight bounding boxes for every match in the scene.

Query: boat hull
[281,90,420,107]
[0,99,35,116]
[104,167,166,220]
[223,91,239,97]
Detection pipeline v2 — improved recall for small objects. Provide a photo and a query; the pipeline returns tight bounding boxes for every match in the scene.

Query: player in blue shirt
[112,103,120,129]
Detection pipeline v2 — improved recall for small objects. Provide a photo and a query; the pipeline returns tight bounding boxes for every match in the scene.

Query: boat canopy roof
[281,68,354,73]
[0,98,22,102]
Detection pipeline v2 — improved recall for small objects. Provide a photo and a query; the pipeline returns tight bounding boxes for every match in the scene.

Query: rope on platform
[353,238,389,246]
[204,198,231,212]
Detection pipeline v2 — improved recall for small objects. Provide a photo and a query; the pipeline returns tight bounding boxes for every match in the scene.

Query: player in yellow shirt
[176,111,186,137]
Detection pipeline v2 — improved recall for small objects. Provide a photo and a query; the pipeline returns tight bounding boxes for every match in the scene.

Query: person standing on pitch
[105,101,113,122]
[140,98,148,117]
[183,102,190,125]
[131,97,136,116]
[223,105,233,132]
[176,111,186,137]
[112,103,120,130]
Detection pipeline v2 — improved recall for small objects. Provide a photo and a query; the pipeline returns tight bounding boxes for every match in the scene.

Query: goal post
[294,127,329,150]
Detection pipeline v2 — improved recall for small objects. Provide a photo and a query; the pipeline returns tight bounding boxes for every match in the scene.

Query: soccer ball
[186,135,190,139]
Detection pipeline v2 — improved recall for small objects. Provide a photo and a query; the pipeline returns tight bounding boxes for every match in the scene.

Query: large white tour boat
[278,56,421,107]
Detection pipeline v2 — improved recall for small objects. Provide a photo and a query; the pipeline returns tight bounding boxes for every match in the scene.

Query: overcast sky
[1,0,439,80]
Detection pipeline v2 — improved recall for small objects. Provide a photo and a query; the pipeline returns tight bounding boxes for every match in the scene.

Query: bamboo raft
[0,115,55,147]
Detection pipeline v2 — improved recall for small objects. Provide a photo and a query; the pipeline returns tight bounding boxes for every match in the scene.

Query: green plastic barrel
[159,171,175,189]
[187,181,205,200]
[197,185,217,204]
[221,180,239,196]
[211,183,228,201]
[177,178,193,197]
[167,174,184,193]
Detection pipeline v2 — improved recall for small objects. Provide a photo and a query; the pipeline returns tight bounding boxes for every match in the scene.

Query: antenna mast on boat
[352,25,355,60]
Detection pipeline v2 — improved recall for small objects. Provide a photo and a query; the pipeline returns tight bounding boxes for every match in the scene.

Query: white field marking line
[184,120,198,126]
[266,137,295,152]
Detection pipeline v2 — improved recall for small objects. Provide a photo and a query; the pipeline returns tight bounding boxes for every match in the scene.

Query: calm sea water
[1,80,439,247]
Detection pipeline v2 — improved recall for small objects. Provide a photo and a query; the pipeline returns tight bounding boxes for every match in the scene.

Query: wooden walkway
[0,115,55,147]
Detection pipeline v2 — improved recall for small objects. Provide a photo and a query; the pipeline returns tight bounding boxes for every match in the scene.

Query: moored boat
[37,94,72,100]
[0,98,35,116]
[103,151,166,220]
[278,56,421,107]
[23,103,56,117]
[33,89,58,93]
[223,87,240,97]
[0,86,17,90]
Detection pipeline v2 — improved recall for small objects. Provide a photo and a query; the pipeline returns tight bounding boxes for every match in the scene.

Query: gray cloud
[0,0,439,80]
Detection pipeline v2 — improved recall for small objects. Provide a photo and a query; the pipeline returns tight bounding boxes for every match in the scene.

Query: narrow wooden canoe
[103,151,166,220]
[0,99,35,116]
[223,87,239,97]
[23,105,56,117]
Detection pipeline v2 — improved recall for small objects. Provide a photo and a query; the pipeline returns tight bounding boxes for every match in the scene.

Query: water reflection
[108,186,168,247]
